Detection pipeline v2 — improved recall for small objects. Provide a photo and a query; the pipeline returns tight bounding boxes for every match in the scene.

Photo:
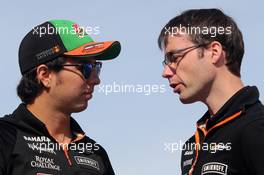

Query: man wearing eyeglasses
[158,9,264,175]
[0,20,120,175]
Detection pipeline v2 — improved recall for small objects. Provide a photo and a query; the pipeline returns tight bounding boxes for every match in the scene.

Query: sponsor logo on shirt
[24,136,51,142]
[27,143,56,155]
[31,156,60,171]
[202,162,228,175]
[23,135,56,155]
[184,150,194,156]
[183,158,193,167]
[74,156,100,170]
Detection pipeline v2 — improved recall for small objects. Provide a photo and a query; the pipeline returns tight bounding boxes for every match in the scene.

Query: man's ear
[209,41,226,65]
[36,65,52,88]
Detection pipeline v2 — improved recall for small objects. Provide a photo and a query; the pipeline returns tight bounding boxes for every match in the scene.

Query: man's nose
[87,70,101,86]
[162,65,174,78]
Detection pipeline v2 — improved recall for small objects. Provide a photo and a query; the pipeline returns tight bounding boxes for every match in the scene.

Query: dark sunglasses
[60,62,102,79]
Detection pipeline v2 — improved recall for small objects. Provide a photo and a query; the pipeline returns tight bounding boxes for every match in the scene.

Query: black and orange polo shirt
[0,104,115,175]
[181,86,264,175]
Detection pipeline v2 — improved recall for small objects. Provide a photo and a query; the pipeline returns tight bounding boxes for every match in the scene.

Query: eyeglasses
[60,62,102,79]
[162,44,205,67]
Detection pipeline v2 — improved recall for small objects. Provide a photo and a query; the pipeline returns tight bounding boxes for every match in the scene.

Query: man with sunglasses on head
[158,9,264,175]
[0,20,121,175]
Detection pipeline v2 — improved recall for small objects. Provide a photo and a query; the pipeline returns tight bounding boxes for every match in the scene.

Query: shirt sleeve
[241,118,264,174]
[0,134,6,175]
[98,144,115,175]
[0,120,17,175]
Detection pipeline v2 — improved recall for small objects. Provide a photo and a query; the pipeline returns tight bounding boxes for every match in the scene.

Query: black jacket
[0,104,115,175]
[181,86,264,175]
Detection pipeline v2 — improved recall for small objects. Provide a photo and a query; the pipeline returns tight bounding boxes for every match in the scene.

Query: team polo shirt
[181,86,264,175]
[0,104,115,175]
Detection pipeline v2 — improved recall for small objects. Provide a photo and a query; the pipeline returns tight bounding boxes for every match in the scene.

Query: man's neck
[204,74,244,115]
[26,97,72,144]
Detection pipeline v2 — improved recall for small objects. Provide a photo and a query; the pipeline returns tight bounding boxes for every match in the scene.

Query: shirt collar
[12,103,85,138]
[197,86,260,130]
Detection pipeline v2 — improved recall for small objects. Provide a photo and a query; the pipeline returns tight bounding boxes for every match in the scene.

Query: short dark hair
[17,57,67,104]
[158,8,244,77]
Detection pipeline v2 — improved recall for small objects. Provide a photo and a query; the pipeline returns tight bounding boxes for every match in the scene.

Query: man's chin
[179,95,196,104]
[71,103,88,113]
